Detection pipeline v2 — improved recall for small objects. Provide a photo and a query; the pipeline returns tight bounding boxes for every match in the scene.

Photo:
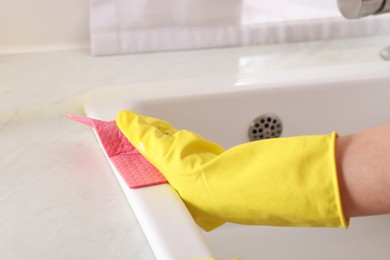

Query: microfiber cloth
[67,114,168,188]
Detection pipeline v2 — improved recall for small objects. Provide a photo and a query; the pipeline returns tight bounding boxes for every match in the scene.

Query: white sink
[84,46,390,260]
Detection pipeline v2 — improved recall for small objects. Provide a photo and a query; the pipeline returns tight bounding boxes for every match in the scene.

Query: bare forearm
[336,124,390,218]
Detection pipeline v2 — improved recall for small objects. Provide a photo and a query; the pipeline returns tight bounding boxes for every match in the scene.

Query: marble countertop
[1,35,389,260]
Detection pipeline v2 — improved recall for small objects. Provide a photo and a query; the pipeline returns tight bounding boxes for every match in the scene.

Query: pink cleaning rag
[67,114,168,188]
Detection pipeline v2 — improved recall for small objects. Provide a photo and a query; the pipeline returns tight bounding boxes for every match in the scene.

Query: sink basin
[84,50,390,259]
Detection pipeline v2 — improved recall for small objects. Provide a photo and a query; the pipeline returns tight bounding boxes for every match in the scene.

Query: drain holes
[248,114,283,141]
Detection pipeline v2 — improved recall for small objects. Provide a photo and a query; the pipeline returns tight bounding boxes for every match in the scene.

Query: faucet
[337,1,390,61]
[337,0,390,19]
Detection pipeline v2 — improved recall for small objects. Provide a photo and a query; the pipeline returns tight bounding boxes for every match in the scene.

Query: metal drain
[248,114,283,141]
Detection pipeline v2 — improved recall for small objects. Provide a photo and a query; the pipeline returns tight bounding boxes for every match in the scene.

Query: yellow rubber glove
[116,110,349,231]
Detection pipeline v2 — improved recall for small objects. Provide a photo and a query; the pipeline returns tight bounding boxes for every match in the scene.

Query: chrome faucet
[337,0,390,19]
[337,1,390,61]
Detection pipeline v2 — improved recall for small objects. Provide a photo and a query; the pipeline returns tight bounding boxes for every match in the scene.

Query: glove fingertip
[116,110,140,129]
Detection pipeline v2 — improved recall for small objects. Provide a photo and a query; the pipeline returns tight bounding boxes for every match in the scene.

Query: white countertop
[1,35,389,259]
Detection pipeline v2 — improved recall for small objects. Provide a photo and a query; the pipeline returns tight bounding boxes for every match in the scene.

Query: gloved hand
[116,110,349,231]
